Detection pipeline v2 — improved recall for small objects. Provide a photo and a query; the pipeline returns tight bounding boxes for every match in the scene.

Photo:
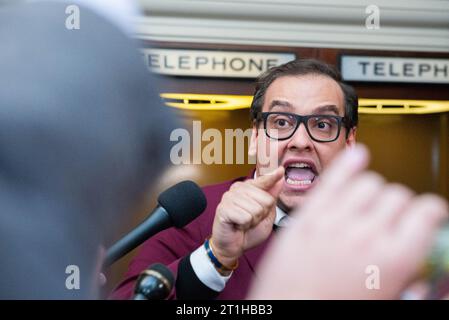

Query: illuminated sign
[160,93,449,114]
[341,55,449,83]
[141,49,296,78]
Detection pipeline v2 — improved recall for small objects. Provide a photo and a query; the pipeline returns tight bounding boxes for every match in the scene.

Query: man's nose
[286,123,314,151]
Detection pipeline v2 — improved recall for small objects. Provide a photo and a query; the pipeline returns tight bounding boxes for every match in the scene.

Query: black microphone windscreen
[149,263,175,287]
[157,180,207,228]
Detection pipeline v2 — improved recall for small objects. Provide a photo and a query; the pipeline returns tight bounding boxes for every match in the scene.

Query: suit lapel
[242,231,275,274]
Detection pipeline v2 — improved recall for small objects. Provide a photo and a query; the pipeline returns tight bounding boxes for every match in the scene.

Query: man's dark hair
[250,58,358,131]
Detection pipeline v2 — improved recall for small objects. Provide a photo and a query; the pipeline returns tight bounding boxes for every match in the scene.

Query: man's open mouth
[284,162,317,186]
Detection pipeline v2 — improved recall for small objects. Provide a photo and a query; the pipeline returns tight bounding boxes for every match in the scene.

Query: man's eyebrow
[312,105,340,115]
[268,100,294,111]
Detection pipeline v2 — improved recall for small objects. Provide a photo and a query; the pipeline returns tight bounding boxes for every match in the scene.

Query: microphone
[103,180,207,267]
[133,263,175,300]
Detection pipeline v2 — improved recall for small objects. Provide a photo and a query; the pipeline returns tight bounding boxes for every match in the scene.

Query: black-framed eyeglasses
[259,112,347,142]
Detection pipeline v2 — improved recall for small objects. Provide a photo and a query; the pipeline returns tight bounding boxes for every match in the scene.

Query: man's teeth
[285,162,315,185]
[286,178,312,185]
[288,163,310,168]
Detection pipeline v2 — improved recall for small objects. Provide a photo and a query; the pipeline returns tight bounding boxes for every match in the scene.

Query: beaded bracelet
[204,237,239,273]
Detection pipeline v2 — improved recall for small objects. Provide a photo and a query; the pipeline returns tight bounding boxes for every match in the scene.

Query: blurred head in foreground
[0,1,174,298]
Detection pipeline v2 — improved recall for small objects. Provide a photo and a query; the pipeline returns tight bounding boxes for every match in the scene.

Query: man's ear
[345,127,357,149]
[248,125,258,157]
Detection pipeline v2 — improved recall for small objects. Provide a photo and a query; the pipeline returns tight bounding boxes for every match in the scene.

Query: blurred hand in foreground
[248,145,448,299]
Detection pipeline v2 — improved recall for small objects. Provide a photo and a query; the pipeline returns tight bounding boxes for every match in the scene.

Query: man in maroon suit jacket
[111,58,359,299]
